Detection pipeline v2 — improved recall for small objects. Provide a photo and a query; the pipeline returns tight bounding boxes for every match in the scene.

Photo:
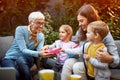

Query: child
[42,24,76,72]
[62,21,111,80]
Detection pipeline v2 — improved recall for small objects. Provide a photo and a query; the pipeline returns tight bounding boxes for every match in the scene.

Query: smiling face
[58,25,73,42]
[30,19,45,34]
[77,15,88,31]
[59,27,68,42]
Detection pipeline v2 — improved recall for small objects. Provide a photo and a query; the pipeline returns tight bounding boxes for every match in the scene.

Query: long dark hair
[78,4,100,41]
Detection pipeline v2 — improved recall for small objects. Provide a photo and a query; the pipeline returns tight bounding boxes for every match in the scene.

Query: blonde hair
[59,25,73,40]
[88,21,109,39]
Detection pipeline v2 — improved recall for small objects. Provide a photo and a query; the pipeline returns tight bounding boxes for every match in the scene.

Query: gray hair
[28,11,45,22]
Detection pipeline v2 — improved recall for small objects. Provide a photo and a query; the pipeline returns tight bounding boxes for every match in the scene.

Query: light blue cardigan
[4,26,44,59]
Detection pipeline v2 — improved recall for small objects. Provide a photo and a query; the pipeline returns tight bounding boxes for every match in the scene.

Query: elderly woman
[1,11,51,80]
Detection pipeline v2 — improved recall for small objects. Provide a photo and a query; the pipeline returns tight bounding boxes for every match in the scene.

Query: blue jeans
[16,55,34,80]
[1,59,21,80]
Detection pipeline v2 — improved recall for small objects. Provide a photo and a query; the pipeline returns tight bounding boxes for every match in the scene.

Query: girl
[42,24,76,72]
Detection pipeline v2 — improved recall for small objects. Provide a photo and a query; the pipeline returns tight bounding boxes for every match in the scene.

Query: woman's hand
[96,49,114,63]
[38,50,54,58]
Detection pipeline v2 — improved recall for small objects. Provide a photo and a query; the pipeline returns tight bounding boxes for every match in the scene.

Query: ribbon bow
[29,34,38,46]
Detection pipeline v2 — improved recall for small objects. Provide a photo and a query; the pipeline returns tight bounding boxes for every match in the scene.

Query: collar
[28,25,32,34]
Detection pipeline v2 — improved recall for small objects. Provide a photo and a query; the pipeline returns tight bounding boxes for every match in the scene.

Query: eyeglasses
[33,22,45,26]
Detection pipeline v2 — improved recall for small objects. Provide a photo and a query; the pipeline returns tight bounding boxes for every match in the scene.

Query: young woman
[1,11,51,80]
[63,21,111,80]
[61,4,119,80]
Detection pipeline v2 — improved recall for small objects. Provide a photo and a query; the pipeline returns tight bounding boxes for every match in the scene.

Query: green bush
[42,11,59,45]
[44,31,59,45]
